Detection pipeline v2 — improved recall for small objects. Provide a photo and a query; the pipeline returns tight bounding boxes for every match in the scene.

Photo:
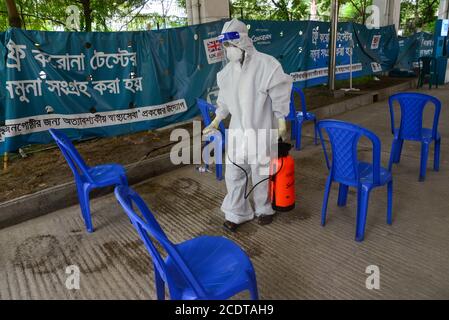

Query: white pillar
[186,0,230,25]
[186,0,193,25]
[373,0,401,30]
[200,0,230,23]
[191,0,201,25]
[438,0,449,19]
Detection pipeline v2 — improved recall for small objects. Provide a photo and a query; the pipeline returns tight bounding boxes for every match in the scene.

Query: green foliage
[0,0,186,31]
[230,0,373,22]
[230,0,309,21]
[0,0,440,34]
[0,1,8,30]
[400,0,439,35]
[339,0,372,23]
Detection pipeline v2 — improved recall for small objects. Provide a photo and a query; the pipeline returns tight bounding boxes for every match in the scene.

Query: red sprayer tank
[269,140,295,211]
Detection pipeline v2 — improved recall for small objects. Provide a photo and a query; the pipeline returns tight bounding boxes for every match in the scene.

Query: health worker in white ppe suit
[203,19,293,232]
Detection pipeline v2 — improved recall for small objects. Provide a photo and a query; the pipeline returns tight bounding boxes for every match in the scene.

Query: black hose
[227,153,284,199]
[127,132,204,174]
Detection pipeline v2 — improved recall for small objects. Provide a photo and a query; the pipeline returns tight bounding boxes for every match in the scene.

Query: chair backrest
[418,56,436,75]
[389,92,441,141]
[287,85,307,120]
[196,98,226,136]
[49,129,92,181]
[114,185,208,298]
[317,120,382,186]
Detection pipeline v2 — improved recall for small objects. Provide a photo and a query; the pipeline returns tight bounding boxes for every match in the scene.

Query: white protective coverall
[215,19,293,224]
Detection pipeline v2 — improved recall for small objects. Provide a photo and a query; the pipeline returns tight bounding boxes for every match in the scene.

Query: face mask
[226,46,243,62]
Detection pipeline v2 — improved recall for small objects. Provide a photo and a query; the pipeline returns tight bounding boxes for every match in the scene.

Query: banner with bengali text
[0,21,402,152]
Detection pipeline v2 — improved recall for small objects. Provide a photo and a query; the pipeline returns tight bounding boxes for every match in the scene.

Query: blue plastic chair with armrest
[286,86,318,150]
[49,128,128,233]
[388,92,441,181]
[114,185,259,300]
[196,98,225,180]
[317,120,393,242]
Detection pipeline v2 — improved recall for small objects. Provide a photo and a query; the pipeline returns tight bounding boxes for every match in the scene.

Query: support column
[373,0,401,31]
[186,0,230,25]
[438,0,449,19]
[328,0,339,91]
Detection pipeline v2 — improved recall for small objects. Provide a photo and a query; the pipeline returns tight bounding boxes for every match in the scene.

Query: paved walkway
[1,86,448,299]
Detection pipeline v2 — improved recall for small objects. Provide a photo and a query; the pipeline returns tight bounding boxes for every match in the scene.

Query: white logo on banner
[371,62,382,73]
[251,34,272,45]
[371,35,381,49]
[206,86,219,104]
[203,37,225,64]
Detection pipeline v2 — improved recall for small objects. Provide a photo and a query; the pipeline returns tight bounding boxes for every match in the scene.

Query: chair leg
[295,121,303,150]
[216,163,223,180]
[76,183,93,233]
[120,178,133,223]
[356,185,371,242]
[434,138,440,172]
[419,142,430,182]
[118,177,134,224]
[214,138,223,180]
[387,180,393,225]
[203,140,210,172]
[248,271,259,300]
[249,283,259,300]
[321,175,332,226]
[291,120,296,141]
[388,139,397,171]
[313,118,318,145]
[120,174,128,187]
[394,139,404,163]
[155,268,165,300]
[337,184,349,207]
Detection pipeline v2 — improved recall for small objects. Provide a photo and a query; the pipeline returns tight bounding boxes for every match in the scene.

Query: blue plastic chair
[317,120,393,242]
[417,56,438,89]
[287,86,318,150]
[196,98,225,180]
[114,185,258,300]
[388,93,441,181]
[49,128,128,233]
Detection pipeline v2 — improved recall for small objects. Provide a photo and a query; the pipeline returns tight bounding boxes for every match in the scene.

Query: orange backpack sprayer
[228,139,295,212]
[269,140,295,211]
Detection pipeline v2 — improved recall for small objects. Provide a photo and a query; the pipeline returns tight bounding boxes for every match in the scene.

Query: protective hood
[220,19,255,55]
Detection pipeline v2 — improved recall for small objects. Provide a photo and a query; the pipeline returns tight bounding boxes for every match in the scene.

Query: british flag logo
[203,37,224,64]
[207,40,221,52]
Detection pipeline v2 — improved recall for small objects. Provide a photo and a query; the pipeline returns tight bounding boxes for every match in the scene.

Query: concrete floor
[1,86,449,299]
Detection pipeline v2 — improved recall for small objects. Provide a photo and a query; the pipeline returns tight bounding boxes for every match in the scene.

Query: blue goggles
[217,32,240,43]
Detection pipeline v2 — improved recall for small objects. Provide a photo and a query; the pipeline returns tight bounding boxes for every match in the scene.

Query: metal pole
[3,152,8,171]
[328,0,339,91]
[349,49,352,89]
[349,38,353,90]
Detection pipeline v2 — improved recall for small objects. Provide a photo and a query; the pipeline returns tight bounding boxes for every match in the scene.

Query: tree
[0,0,173,31]
[400,0,439,35]
[230,0,309,20]
[5,0,22,27]
[339,0,372,24]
